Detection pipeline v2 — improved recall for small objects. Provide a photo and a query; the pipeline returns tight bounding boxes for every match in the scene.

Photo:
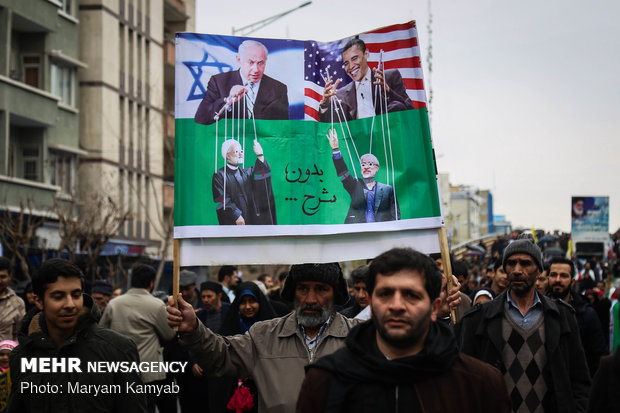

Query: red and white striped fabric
[303,21,427,121]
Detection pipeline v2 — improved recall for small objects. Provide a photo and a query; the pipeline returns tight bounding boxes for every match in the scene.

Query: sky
[195,0,620,234]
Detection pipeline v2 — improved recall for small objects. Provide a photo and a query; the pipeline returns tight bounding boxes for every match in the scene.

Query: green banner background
[175,109,440,227]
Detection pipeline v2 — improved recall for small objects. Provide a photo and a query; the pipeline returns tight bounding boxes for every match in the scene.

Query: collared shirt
[505,289,543,330]
[240,74,262,100]
[355,70,374,119]
[300,315,334,351]
[223,286,236,303]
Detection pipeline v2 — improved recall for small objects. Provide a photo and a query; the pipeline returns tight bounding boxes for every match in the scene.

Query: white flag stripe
[360,29,417,44]
[395,68,424,79]
[304,81,324,96]
[407,89,427,102]
[368,47,420,62]
[304,97,320,111]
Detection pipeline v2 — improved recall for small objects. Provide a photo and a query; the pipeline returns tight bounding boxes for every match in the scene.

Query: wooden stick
[173,238,180,331]
[438,227,457,323]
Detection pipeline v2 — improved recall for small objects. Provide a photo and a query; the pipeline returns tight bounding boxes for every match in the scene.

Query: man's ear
[430,297,442,322]
[236,54,241,66]
[34,294,44,311]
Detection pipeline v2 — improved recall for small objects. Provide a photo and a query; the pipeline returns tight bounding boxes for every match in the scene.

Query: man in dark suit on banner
[195,40,289,125]
[320,38,413,122]
[327,129,399,223]
[212,139,277,225]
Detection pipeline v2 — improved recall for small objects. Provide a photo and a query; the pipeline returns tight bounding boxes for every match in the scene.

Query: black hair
[368,248,442,301]
[278,271,288,282]
[131,264,156,288]
[343,38,366,54]
[548,257,575,277]
[0,257,10,273]
[350,264,369,285]
[493,256,503,272]
[218,265,238,282]
[257,274,270,283]
[32,258,84,298]
[451,260,469,278]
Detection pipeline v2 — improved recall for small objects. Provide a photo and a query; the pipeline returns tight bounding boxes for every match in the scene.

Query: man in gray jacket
[168,263,355,413]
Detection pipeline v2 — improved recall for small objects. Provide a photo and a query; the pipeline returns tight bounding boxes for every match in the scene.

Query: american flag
[303,21,427,121]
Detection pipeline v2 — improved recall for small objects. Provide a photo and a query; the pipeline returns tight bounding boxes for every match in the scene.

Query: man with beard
[212,139,277,226]
[326,129,399,223]
[458,235,591,413]
[548,257,608,376]
[296,248,510,413]
[167,263,358,413]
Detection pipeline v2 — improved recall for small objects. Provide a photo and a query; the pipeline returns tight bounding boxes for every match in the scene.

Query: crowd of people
[0,230,619,412]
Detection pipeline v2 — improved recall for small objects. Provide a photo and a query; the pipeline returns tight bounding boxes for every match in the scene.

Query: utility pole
[232,2,312,37]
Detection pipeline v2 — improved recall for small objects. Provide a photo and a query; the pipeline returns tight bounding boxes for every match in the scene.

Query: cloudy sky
[195,0,620,233]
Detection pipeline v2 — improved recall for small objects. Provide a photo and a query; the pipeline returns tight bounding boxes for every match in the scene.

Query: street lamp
[232,2,312,37]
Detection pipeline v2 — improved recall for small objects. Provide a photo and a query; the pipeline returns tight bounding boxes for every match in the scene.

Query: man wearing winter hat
[458,235,591,413]
[167,263,355,413]
[91,279,114,312]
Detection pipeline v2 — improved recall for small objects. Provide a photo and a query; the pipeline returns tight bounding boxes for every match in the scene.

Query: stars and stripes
[303,21,426,121]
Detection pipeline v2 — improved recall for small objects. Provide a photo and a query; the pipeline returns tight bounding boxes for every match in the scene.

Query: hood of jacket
[310,319,459,384]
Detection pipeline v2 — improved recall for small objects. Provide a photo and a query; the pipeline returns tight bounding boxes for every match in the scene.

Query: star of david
[183,51,234,101]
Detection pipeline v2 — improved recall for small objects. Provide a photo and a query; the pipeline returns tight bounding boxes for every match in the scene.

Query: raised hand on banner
[253,140,264,159]
[326,129,339,150]
[320,73,342,108]
[167,293,198,334]
[372,67,391,95]
[226,85,248,105]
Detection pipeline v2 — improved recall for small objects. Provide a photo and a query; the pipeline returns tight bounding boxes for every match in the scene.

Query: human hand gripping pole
[167,293,198,334]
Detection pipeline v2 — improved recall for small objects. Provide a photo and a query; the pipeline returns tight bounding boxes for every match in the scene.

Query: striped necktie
[246,82,256,118]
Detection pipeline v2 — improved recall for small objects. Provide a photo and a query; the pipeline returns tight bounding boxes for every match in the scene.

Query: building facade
[0,0,86,252]
[78,0,194,257]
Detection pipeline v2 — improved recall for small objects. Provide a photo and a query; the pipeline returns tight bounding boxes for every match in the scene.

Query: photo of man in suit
[212,139,277,225]
[194,40,289,125]
[319,38,413,122]
[326,129,399,223]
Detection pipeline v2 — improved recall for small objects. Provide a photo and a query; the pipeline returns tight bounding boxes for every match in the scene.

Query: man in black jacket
[458,236,591,413]
[548,256,608,376]
[194,40,289,125]
[297,248,510,413]
[7,258,147,412]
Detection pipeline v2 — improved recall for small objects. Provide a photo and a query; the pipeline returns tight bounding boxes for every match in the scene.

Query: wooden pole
[438,227,457,323]
[173,238,180,313]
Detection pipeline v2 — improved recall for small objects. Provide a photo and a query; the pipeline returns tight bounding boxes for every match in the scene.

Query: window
[51,62,76,106]
[60,0,73,15]
[49,151,76,194]
[23,55,41,88]
[22,147,41,181]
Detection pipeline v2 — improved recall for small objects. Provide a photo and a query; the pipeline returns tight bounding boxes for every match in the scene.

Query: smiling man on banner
[319,38,412,122]
[326,128,399,223]
[212,139,277,225]
[194,40,289,125]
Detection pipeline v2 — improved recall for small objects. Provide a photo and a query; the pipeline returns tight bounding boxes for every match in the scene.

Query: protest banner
[174,21,445,265]
[571,196,610,259]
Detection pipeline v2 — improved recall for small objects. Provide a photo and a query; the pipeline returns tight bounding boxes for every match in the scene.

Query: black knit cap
[502,234,544,272]
[280,263,349,306]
